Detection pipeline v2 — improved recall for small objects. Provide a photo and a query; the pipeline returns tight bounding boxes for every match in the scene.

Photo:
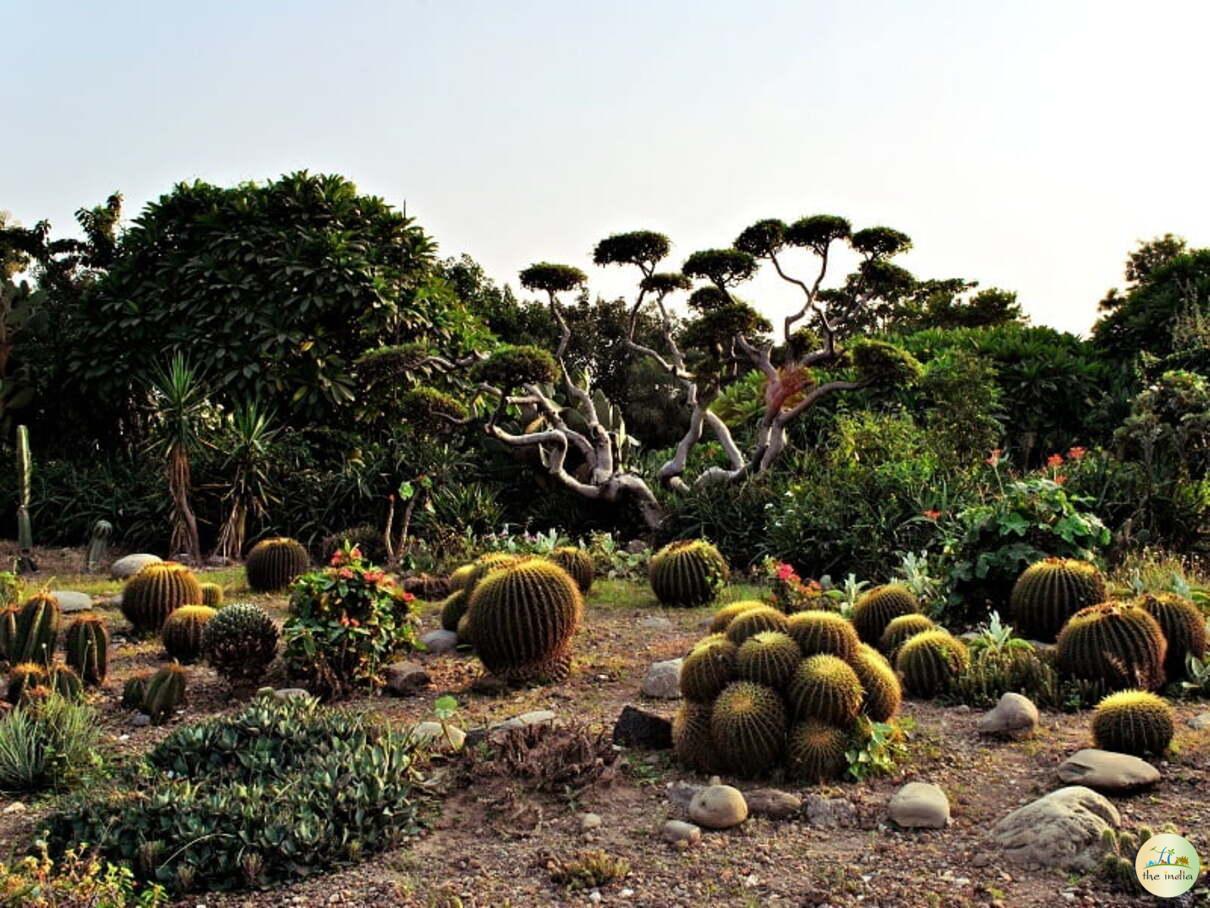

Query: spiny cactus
[878,614,935,659]
[162,605,217,664]
[787,654,865,725]
[708,601,765,634]
[548,547,595,594]
[122,672,151,709]
[786,610,860,661]
[121,562,203,635]
[12,592,60,665]
[50,665,84,702]
[1135,592,1206,679]
[896,629,970,698]
[456,612,474,648]
[851,584,919,645]
[245,537,310,592]
[7,662,49,704]
[447,564,478,592]
[672,701,721,773]
[649,540,730,608]
[0,606,17,664]
[1091,689,1175,756]
[143,664,187,722]
[466,558,582,685]
[680,633,738,702]
[786,719,849,783]
[709,681,787,775]
[736,631,801,689]
[1055,602,1167,691]
[724,605,789,646]
[852,644,903,722]
[439,589,469,632]
[199,582,224,607]
[1009,558,1108,642]
[201,603,279,692]
[64,615,109,686]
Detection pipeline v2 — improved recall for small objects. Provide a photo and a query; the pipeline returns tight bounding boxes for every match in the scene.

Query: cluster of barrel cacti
[649,540,729,607]
[672,598,903,780]
[122,562,204,634]
[123,663,188,723]
[1,591,105,706]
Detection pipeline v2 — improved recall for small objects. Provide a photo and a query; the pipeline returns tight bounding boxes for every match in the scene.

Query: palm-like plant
[214,400,279,560]
[147,354,207,563]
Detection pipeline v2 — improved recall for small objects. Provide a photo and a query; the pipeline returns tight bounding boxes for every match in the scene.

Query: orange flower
[922,509,941,520]
[1055,474,1067,485]
[1046,453,1064,468]
[1067,446,1087,461]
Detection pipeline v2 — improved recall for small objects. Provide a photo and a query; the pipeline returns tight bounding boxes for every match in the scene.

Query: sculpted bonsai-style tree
[423,216,922,527]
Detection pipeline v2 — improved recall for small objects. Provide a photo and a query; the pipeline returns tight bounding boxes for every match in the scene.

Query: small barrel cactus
[466,558,582,685]
[7,662,50,704]
[1135,592,1206,679]
[1009,558,1108,642]
[199,582,224,607]
[162,605,217,663]
[122,672,150,709]
[787,654,864,725]
[12,592,61,665]
[735,631,801,689]
[1091,689,1175,756]
[896,629,970,698]
[1055,602,1167,691]
[143,664,187,722]
[447,564,478,592]
[851,584,919,645]
[786,719,849,783]
[680,634,738,702]
[672,701,721,774]
[548,547,595,594]
[649,540,730,607]
[786,610,860,661]
[724,606,789,646]
[439,589,469,633]
[64,615,109,685]
[244,537,310,592]
[201,603,279,692]
[852,643,902,722]
[708,601,765,634]
[878,614,935,660]
[50,665,84,702]
[709,680,787,775]
[0,606,17,663]
[121,563,203,635]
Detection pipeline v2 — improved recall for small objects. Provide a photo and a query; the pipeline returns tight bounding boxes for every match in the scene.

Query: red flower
[1055,474,1067,485]
[985,448,1002,467]
[400,590,415,602]
[364,570,384,584]
[338,567,354,580]
[922,509,941,520]
[1046,453,1064,468]
[775,562,797,581]
[1067,446,1087,461]
[349,546,363,561]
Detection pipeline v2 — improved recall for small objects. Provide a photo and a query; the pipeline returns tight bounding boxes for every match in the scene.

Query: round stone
[688,784,748,829]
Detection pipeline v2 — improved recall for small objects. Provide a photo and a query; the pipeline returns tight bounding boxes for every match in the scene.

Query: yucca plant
[213,400,279,562]
[146,354,208,563]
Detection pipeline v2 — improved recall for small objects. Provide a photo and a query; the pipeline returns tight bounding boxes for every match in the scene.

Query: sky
[4,0,1209,336]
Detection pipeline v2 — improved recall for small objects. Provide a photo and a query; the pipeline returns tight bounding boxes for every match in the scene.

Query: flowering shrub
[760,558,835,612]
[0,846,166,907]
[282,544,418,697]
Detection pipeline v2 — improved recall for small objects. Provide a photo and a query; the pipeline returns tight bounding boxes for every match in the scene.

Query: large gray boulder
[991,786,1121,871]
[888,782,950,829]
[49,591,93,614]
[110,553,162,579]
[1056,749,1160,792]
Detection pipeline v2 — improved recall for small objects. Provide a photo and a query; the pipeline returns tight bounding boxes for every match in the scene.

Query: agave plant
[213,400,280,561]
[967,611,1035,656]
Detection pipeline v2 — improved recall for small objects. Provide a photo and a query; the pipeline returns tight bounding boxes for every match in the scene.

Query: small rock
[804,793,858,828]
[639,615,674,631]
[667,780,704,810]
[588,891,602,905]
[744,788,802,820]
[991,786,1121,871]
[612,705,672,749]
[624,540,649,554]
[888,782,950,829]
[50,591,94,614]
[131,714,151,728]
[492,710,558,734]
[272,688,313,701]
[409,721,466,752]
[641,658,683,699]
[2,802,26,814]
[385,660,431,696]
[1187,712,1210,730]
[1057,749,1161,792]
[661,819,701,845]
[580,813,602,831]
[110,553,162,579]
[689,784,748,829]
[419,629,458,654]
[977,692,1039,739]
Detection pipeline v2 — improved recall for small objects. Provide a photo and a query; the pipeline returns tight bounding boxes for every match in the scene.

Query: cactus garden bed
[0,542,1205,906]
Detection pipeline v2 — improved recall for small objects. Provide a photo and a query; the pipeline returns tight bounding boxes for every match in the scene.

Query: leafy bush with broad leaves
[944,477,1110,622]
[46,694,424,895]
[282,544,419,697]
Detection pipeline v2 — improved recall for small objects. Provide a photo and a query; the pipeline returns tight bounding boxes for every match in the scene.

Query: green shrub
[283,546,418,696]
[46,694,425,894]
[0,694,101,792]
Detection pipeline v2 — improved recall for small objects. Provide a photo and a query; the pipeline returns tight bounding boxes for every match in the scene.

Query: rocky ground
[0,544,1206,907]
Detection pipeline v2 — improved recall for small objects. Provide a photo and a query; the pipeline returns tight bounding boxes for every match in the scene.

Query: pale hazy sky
[5,1,1209,335]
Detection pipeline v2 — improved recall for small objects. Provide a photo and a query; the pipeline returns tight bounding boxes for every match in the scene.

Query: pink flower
[1046,453,1064,468]
[985,448,1002,467]
[338,567,354,580]
[776,562,797,581]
